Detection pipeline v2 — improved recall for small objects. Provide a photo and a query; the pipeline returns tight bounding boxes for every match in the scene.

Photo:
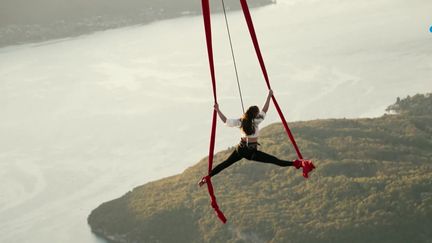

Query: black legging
[209,143,293,177]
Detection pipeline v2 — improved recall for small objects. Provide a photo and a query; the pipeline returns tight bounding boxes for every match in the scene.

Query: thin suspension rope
[221,0,245,114]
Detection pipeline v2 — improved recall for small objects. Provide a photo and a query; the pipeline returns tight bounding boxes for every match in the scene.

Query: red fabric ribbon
[240,0,303,160]
[201,0,227,224]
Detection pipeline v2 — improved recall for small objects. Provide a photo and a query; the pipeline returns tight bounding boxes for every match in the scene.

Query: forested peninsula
[88,93,432,243]
[0,0,273,48]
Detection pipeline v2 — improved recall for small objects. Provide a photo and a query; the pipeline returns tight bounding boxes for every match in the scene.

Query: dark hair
[240,106,261,135]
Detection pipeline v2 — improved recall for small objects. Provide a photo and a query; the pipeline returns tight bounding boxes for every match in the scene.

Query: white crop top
[225,111,266,138]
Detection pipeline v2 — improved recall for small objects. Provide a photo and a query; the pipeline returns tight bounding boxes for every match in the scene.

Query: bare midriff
[241,137,258,143]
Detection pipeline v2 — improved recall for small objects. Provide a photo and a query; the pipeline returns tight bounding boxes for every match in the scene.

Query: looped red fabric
[294,159,316,178]
[201,0,310,224]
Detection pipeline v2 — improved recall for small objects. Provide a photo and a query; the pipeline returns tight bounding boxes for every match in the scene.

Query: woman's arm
[262,89,273,113]
[214,103,227,123]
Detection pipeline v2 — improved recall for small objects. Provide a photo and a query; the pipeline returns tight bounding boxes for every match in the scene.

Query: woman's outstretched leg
[199,149,243,186]
[210,149,243,177]
[251,150,316,178]
[250,150,294,167]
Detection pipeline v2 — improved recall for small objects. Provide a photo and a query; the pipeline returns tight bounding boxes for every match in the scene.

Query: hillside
[0,0,273,48]
[88,94,432,243]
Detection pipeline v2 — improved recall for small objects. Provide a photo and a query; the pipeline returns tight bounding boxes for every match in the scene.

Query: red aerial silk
[201,0,305,224]
[201,0,227,224]
[239,0,303,160]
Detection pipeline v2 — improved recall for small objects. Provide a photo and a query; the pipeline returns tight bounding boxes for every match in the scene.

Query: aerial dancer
[199,89,315,186]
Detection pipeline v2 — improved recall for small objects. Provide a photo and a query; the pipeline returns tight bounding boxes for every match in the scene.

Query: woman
[199,90,314,186]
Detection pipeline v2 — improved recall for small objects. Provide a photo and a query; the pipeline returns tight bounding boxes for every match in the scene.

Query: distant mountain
[0,0,274,48]
[88,93,432,243]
